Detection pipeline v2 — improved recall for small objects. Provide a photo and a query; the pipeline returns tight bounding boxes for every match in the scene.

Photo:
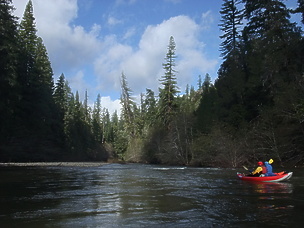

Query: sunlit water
[0,164,303,227]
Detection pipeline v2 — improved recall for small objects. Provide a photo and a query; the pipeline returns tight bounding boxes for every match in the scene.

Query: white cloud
[201,10,214,30]
[94,15,218,96]
[12,0,102,76]
[69,70,87,94]
[123,27,136,40]
[100,96,121,116]
[107,16,123,26]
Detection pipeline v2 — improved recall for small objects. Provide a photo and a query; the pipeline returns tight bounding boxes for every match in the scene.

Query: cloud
[123,27,136,40]
[107,16,123,26]
[201,10,214,30]
[94,15,218,96]
[100,96,121,116]
[12,0,102,76]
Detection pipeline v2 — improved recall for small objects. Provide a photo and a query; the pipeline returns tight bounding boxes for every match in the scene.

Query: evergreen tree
[120,72,136,137]
[196,75,218,133]
[53,73,67,116]
[219,0,244,60]
[102,108,111,142]
[197,75,202,91]
[83,90,91,123]
[242,0,301,87]
[92,94,102,142]
[158,36,179,128]
[144,88,157,127]
[0,0,19,140]
[53,73,68,145]
[110,110,119,143]
[33,37,55,131]
[17,0,55,132]
[18,0,37,80]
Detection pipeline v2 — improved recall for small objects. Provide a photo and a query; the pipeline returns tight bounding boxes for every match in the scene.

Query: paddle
[243,166,252,173]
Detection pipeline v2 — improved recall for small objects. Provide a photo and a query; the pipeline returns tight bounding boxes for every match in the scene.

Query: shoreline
[0,162,108,167]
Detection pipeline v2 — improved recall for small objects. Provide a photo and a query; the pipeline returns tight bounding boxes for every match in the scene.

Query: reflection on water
[254,182,293,194]
[0,164,303,227]
[246,182,295,225]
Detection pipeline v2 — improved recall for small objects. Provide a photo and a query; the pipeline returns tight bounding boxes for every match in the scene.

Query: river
[0,164,303,227]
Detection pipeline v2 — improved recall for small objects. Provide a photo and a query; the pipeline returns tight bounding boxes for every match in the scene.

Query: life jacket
[261,165,267,174]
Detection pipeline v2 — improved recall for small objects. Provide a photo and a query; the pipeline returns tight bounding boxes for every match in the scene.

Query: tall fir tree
[18,0,55,133]
[242,0,301,87]
[92,94,102,142]
[219,0,244,60]
[158,36,179,128]
[120,72,136,137]
[0,0,19,140]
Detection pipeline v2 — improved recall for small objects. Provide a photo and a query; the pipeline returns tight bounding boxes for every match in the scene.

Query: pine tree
[102,108,111,142]
[242,0,302,94]
[158,36,179,128]
[120,72,136,137]
[18,0,37,79]
[0,0,19,140]
[53,73,68,144]
[33,37,55,131]
[92,94,102,142]
[53,74,66,115]
[144,88,157,127]
[17,0,53,131]
[196,76,218,133]
[219,0,244,60]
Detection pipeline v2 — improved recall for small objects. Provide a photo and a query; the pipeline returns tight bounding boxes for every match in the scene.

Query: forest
[1,0,303,167]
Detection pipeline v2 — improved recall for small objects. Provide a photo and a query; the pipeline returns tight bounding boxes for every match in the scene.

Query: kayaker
[264,159,276,176]
[248,161,267,176]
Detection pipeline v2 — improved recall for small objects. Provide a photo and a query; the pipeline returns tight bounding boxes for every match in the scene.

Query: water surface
[0,164,303,227]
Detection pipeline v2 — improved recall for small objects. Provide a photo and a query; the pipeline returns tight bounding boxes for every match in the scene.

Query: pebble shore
[0,162,107,167]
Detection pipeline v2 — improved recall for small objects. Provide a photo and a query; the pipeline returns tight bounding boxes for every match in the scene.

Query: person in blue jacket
[264,159,276,176]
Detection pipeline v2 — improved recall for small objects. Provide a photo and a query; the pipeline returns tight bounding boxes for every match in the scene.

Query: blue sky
[12,0,301,114]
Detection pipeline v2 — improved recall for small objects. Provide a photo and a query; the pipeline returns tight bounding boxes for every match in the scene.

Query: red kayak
[237,172,293,182]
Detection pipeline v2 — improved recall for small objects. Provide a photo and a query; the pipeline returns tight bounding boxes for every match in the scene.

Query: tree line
[1,0,303,167]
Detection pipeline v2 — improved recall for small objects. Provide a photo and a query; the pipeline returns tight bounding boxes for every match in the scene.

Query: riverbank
[0,162,108,167]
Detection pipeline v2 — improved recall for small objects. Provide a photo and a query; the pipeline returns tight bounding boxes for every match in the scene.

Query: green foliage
[0,0,19,140]
[158,36,180,128]
[120,72,136,137]
[219,0,243,59]
[0,0,108,162]
[1,0,303,166]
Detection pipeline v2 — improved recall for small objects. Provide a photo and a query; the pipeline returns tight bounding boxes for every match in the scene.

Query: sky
[11,0,301,115]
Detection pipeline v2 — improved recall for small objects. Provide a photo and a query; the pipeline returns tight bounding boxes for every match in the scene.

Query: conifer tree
[144,89,157,127]
[92,94,102,142]
[242,0,302,95]
[0,0,19,139]
[53,74,67,114]
[219,0,243,60]
[158,36,179,128]
[18,0,55,133]
[120,72,136,137]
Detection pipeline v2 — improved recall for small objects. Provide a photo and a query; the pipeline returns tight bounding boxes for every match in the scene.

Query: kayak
[237,172,293,182]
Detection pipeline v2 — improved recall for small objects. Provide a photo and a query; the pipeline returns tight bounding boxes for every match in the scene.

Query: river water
[0,164,303,227]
